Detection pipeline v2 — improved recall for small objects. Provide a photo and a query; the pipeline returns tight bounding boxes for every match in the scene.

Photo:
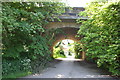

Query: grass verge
[2,71,32,80]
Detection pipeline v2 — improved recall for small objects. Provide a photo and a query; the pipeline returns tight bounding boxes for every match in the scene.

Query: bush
[2,58,31,77]
[74,42,82,59]
[77,1,120,75]
[2,2,66,78]
[53,47,66,58]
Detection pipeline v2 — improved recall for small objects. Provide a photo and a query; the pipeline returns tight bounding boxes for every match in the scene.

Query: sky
[61,0,93,7]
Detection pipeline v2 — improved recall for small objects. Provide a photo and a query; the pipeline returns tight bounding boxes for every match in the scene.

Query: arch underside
[52,27,82,47]
[49,27,85,60]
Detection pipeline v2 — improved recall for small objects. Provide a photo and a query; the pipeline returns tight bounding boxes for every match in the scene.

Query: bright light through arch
[62,39,74,48]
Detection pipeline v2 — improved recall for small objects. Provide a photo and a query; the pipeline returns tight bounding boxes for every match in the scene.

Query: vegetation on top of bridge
[77,1,120,76]
[2,2,66,78]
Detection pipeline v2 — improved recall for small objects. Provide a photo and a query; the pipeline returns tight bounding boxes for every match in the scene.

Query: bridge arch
[51,27,81,47]
[48,27,85,60]
[45,7,87,60]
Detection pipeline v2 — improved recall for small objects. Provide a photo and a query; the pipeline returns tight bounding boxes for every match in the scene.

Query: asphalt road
[17,58,119,80]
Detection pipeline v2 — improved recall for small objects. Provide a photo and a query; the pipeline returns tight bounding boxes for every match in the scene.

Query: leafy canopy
[77,1,120,75]
[2,2,66,77]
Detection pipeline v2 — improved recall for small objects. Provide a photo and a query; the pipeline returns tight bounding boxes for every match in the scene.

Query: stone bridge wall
[46,22,81,29]
[46,7,87,60]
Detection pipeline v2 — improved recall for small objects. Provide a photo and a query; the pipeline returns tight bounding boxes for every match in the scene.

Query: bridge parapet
[46,7,87,29]
[57,7,88,21]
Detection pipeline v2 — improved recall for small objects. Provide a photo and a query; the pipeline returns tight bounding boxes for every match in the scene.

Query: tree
[2,2,66,77]
[77,1,120,75]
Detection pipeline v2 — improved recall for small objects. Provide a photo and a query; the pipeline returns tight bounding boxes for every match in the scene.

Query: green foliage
[2,2,65,78]
[74,42,83,59]
[53,47,66,58]
[77,1,120,75]
[2,71,31,79]
[69,44,75,54]
[2,58,31,77]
